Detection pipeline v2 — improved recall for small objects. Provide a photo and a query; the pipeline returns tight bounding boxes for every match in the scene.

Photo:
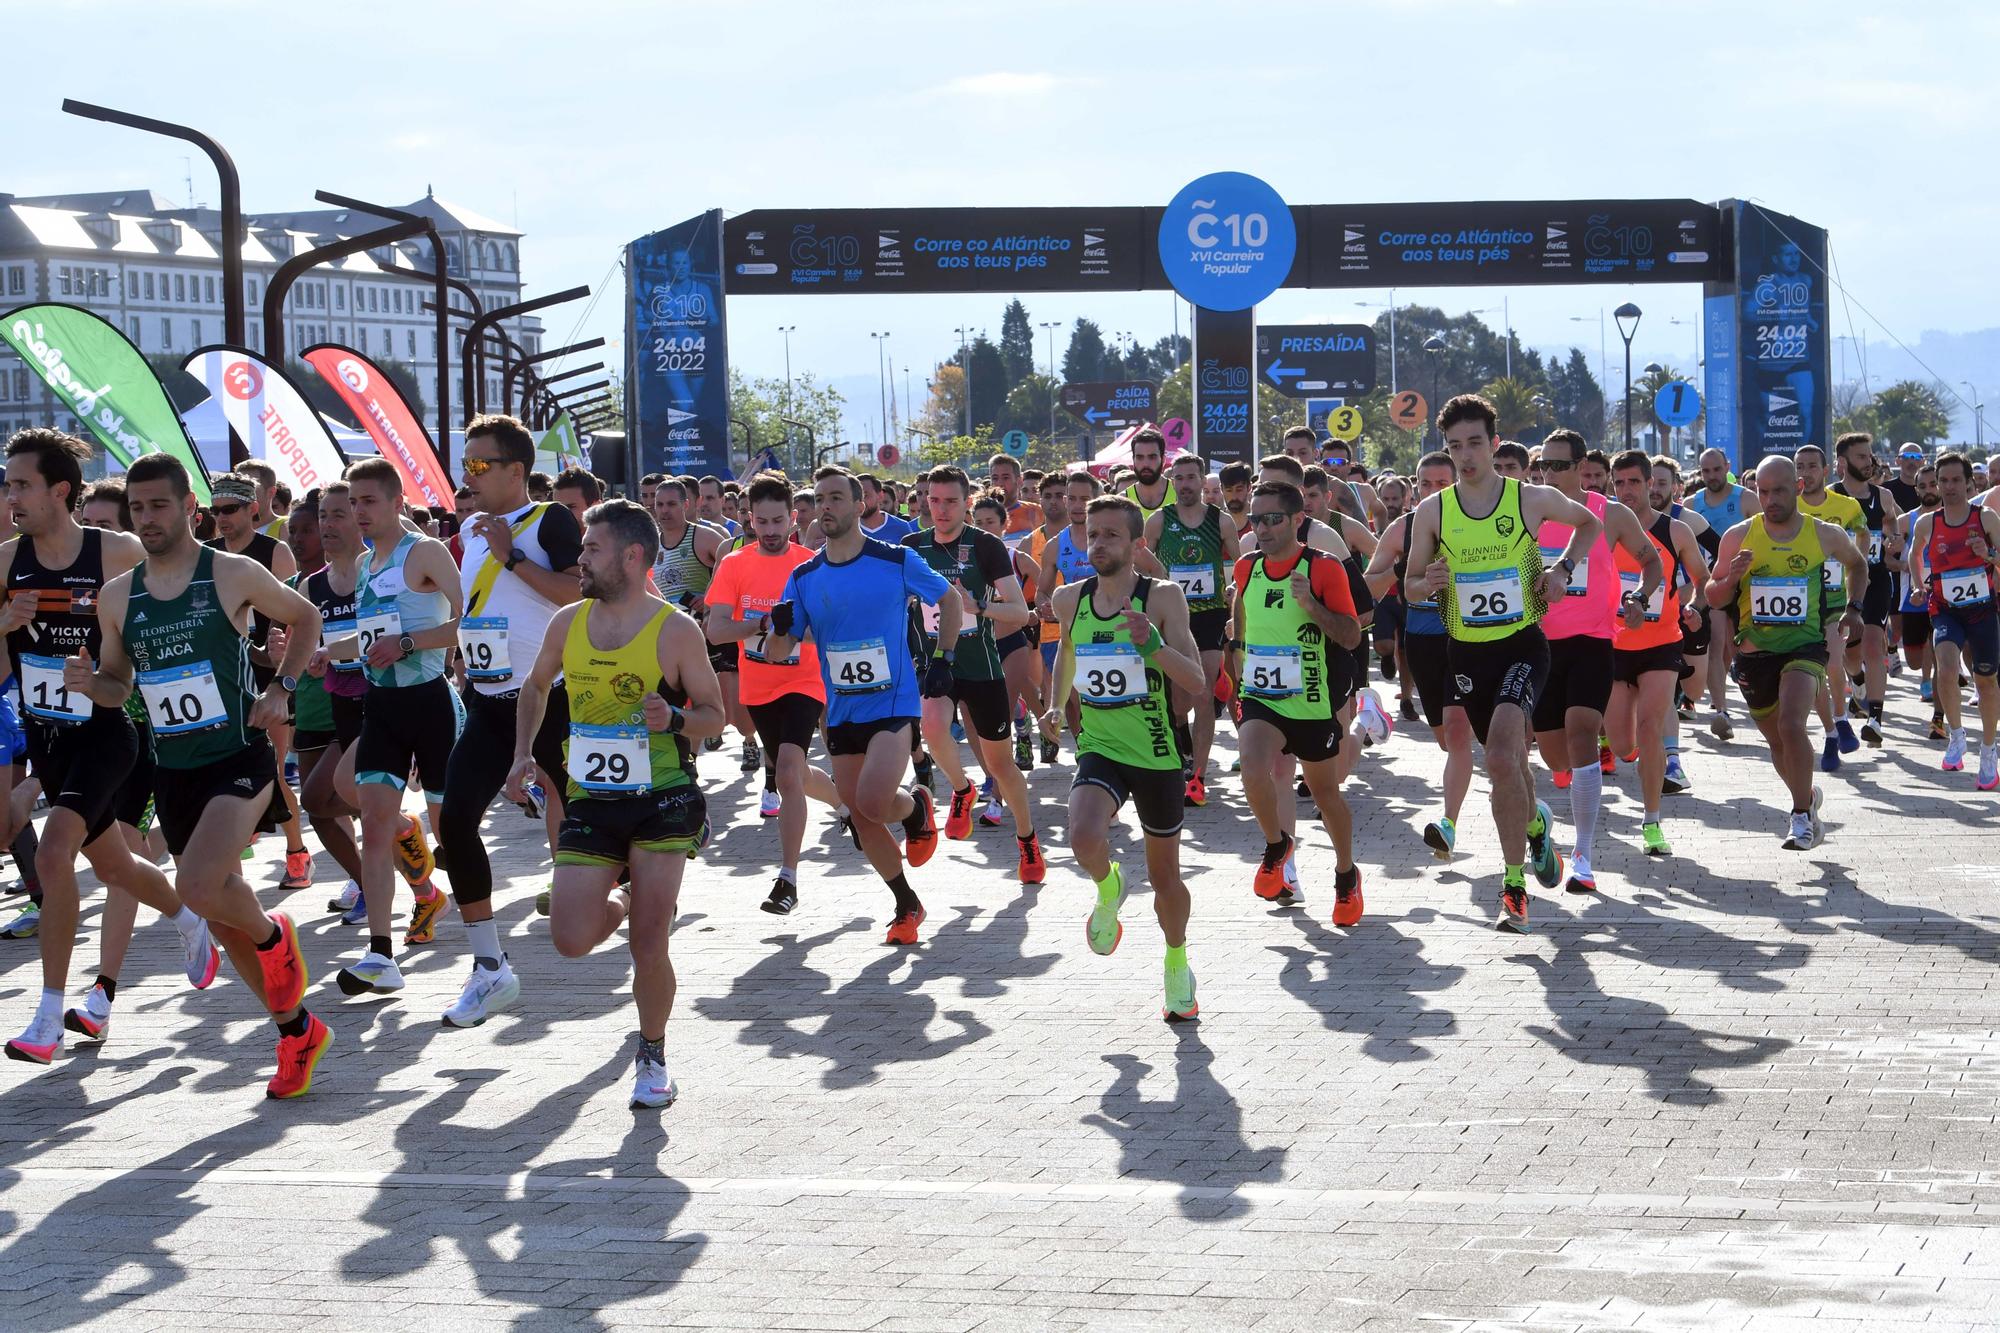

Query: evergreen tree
[998,299,1035,388]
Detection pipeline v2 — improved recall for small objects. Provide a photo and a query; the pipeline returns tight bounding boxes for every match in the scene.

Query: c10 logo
[1187,203,1269,250]
[1198,360,1250,391]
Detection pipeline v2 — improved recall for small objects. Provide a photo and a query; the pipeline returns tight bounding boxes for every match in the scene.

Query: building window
[7,267,24,296]
[161,317,172,349]
[358,327,368,354]
[191,319,202,346]
[58,270,72,296]
[129,317,141,346]
[407,330,417,358]
[335,286,344,311]
[445,241,462,276]
[248,278,259,304]
[143,271,155,300]
[502,242,516,272]
[204,275,216,304]
[174,273,186,302]
[12,370,27,401]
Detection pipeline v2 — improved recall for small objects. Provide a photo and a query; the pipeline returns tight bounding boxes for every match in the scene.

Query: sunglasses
[211,502,246,515]
[462,456,498,478]
[1249,511,1293,528]
[1540,459,1575,473]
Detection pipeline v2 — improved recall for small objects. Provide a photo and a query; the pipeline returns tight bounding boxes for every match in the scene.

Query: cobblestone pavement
[1,673,1996,1330]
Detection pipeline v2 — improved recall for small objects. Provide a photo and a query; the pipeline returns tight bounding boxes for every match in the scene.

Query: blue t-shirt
[1683,484,1747,534]
[783,537,950,725]
[860,512,916,544]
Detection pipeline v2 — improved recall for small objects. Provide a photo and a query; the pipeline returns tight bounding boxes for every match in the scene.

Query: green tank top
[1735,514,1828,654]
[1069,577,1177,770]
[1125,480,1177,521]
[907,526,1006,681]
[1438,477,1546,642]
[1155,503,1227,612]
[122,546,258,769]
[1239,549,1339,721]
[651,522,712,609]
[560,601,692,800]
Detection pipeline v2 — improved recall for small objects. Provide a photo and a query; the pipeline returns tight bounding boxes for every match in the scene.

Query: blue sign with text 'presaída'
[1158,173,1297,312]
[629,211,731,478]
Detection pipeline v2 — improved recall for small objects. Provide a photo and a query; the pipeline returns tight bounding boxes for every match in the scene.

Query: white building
[0,187,544,450]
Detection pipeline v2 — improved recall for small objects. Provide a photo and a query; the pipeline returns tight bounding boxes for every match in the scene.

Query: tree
[922,364,968,440]
[962,336,1008,431]
[729,368,844,472]
[1062,319,1111,385]
[1370,305,1512,404]
[1547,347,1606,444]
[1616,363,1695,451]
[1852,380,1952,449]
[1001,373,1057,442]
[998,299,1035,387]
[1478,376,1550,440]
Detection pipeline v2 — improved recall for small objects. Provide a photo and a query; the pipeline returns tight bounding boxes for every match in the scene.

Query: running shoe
[404,888,450,947]
[1552,769,1572,790]
[1016,833,1046,885]
[536,885,553,916]
[1782,810,1813,850]
[950,719,966,743]
[883,907,926,947]
[1162,959,1199,1024]
[1662,756,1691,794]
[761,877,798,915]
[1836,718,1861,754]
[1979,744,2000,792]
[1563,855,1598,894]
[1846,694,1867,719]
[1930,715,1948,741]
[903,785,939,867]
[284,756,300,787]
[2,901,40,939]
[1040,736,1059,765]
[1943,728,1968,771]
[1887,651,1903,677]
[266,1014,333,1099]
[1086,863,1125,956]
[1014,729,1033,772]
[328,878,361,914]
[979,794,1005,828]
[1399,694,1418,722]
[1710,711,1734,741]
[1527,799,1563,889]
[443,959,521,1028]
[1821,736,1842,772]
[1642,821,1672,857]
[1676,692,1696,721]
[1295,776,1311,799]
[1184,775,1207,807]
[335,951,405,996]
[1331,868,1364,928]
[1861,716,1884,747]
[63,984,112,1041]
[257,912,308,1013]
[4,1012,59,1064]
[703,734,723,753]
[278,848,312,890]
[1599,743,1615,775]
[758,790,782,819]
[341,892,368,927]
[1253,833,1294,901]
[631,1038,677,1109]
[943,784,977,840]
[1496,883,1531,934]
[740,738,762,774]
[1423,817,1456,861]
[180,916,220,989]
[393,816,434,884]
[1275,856,1303,908]
[1807,786,1825,848]
[1921,679,1935,703]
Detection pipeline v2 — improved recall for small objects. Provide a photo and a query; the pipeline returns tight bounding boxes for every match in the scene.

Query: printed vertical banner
[0,302,211,501]
[300,345,453,508]
[628,210,730,478]
[535,411,580,472]
[183,346,347,497]
[1722,201,1830,467]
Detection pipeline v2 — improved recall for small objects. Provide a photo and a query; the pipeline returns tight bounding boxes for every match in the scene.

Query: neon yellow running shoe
[1085,863,1125,956]
[1163,959,1198,1024]
[1642,821,1672,857]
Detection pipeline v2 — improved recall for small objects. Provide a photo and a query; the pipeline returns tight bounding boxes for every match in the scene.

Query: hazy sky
[11,0,1995,434]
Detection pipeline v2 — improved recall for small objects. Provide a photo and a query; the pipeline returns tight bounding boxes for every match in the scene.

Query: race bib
[1076,641,1146,705]
[1749,575,1809,625]
[570,722,648,794]
[1170,564,1217,600]
[920,597,979,638]
[1540,546,1589,597]
[17,652,91,725]
[137,662,229,735]
[1822,559,1845,593]
[1242,644,1303,698]
[1619,570,1666,622]
[460,615,510,682]
[358,607,403,661]
[742,620,800,666]
[325,618,363,672]
[1867,530,1885,564]
[1454,568,1526,627]
[1940,566,1993,607]
[825,638,892,694]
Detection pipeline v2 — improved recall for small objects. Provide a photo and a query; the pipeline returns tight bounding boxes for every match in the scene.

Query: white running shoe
[1275,855,1304,907]
[335,951,406,996]
[1354,688,1393,747]
[442,959,522,1028]
[1944,728,1968,771]
[328,878,361,914]
[63,984,112,1041]
[631,1044,677,1109]
[1981,744,2000,792]
[758,790,782,819]
[979,794,1004,827]
[1782,811,1813,851]
[178,916,220,989]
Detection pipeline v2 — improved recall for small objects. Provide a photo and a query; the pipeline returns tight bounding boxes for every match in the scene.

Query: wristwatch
[1556,557,1576,580]
[276,674,298,694]
[503,550,526,572]
[397,633,416,658]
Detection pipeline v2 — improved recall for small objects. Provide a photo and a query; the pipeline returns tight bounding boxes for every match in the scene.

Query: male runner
[1404,395,1601,932]
[695,475,739,538]
[552,467,602,529]
[1124,427,1176,520]
[1144,451,1238,805]
[1026,470,1070,764]
[651,479,750,768]
[436,415,584,1026]
[765,466,955,944]
[1832,432,1904,746]
[92,452,327,1097]
[1683,448,1751,739]
[1647,456,1712,793]
[1037,469,1101,736]
[706,474,840,912]
[857,472,915,543]
[1531,432,1662,890]
[1707,456,1868,848]
[1608,450,1708,857]
[0,432,219,1062]
[1219,461,1253,539]
[1795,444,1867,767]
[507,499,722,1108]
[1907,452,2000,786]
[299,483,368,916]
[905,466,1044,882]
[1224,481,1366,925]
[1578,450,1611,497]
[1046,495,1205,1019]
[1899,465,1942,729]
[986,454,1042,540]
[336,458,463,997]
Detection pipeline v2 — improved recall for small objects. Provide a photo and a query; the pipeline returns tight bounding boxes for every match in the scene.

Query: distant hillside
[1845,327,1997,441]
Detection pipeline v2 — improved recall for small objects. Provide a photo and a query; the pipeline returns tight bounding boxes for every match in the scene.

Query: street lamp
[1356,291,1398,394]
[1641,363,1665,452]
[1614,303,1643,448]
[1963,382,1983,451]
[1422,333,1445,446]
[953,326,973,437]
[869,332,891,450]
[1038,319,1061,442]
[778,324,797,465]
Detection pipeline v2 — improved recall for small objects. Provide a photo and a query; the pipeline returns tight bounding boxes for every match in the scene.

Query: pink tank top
[1536,489,1617,639]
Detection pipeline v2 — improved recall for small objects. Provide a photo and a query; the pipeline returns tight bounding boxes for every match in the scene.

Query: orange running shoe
[266,1014,333,1099]
[1017,833,1046,885]
[1331,867,1365,927]
[394,815,434,885]
[943,783,977,840]
[281,848,313,890]
[884,907,926,946]
[404,885,450,946]
[256,912,308,1014]
[1252,832,1293,901]
[1551,769,1572,791]
[1599,744,1615,775]
[903,785,939,867]
[1184,775,1207,807]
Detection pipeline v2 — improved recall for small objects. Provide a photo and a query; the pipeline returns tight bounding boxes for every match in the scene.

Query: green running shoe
[1527,799,1563,888]
[1641,821,1672,857]
[1085,863,1125,957]
[1163,959,1198,1023]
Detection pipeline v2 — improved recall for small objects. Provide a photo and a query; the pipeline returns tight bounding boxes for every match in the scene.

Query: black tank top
[207,530,279,644]
[6,527,119,724]
[1835,481,1888,568]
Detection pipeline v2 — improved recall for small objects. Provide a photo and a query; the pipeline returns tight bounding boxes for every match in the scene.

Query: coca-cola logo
[335,358,369,393]
[224,360,262,400]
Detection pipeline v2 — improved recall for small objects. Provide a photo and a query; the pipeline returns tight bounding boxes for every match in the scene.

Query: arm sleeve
[1311,555,1358,616]
[535,503,583,570]
[902,548,952,605]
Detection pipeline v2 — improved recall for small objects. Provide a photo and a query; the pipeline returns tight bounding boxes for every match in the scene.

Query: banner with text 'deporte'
[184,346,347,497]
[302,345,453,508]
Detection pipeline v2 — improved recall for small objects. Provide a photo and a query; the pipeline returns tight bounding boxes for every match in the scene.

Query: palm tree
[1621,364,1700,452]
[1479,376,1546,440]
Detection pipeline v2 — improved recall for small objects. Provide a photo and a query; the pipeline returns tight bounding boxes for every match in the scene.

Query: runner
[986,453,1042,540]
[1607,449,1709,858]
[1045,495,1206,1019]
[1683,448,1751,739]
[276,490,361,907]
[298,483,369,919]
[1832,432,1904,747]
[1372,474,1415,715]
[904,466,1045,883]
[335,458,463,998]
[1648,457,1712,793]
[651,479,750,769]
[1026,470,1070,765]
[1219,461,1253,540]
[857,472,915,544]
[506,498,723,1109]
[970,493,1051,776]
[695,475,740,539]
[1403,394,1602,932]
[1906,452,2000,785]
[0,432,220,1062]
[1144,451,1239,806]
[1795,444,1868,769]
[764,466,955,944]
[93,451,327,1096]
[551,467,602,529]
[1124,427,1176,520]
[1899,465,1942,731]
[1530,432,1663,890]
[1037,469,1101,738]
[705,474,840,913]
[1706,456,1869,849]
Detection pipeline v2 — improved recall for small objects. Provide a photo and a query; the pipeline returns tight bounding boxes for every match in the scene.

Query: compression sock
[276,1010,311,1039]
[1569,764,1603,863]
[465,919,503,969]
[764,764,777,793]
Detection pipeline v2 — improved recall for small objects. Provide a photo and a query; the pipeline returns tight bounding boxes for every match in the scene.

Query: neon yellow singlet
[1437,477,1545,643]
[560,601,691,800]
[1734,514,1827,655]
[1796,489,1862,610]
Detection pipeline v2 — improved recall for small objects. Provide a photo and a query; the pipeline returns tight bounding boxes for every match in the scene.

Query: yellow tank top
[1735,514,1827,654]
[560,601,690,798]
[1796,489,1862,607]
[1438,477,1545,642]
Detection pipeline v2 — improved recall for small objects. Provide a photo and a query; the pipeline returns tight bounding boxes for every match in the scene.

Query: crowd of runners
[2,397,1994,1108]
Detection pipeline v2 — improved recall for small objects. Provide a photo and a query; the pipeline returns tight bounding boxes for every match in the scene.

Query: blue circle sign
[1157,172,1296,312]
[1001,429,1030,458]
[1653,380,1702,428]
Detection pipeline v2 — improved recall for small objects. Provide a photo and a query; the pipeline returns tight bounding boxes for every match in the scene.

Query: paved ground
[1,668,1997,1330]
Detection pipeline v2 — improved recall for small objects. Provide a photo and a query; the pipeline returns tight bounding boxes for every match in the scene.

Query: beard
[1135,466,1161,486]
[579,566,626,600]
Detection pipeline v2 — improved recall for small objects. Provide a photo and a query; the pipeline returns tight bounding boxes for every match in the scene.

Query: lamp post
[1356,290,1398,394]
[954,325,972,437]
[1613,303,1643,448]
[1038,319,1060,442]
[778,324,797,469]
[1641,363,1665,453]
[1963,383,1983,451]
[1422,333,1445,446]
[869,332,891,451]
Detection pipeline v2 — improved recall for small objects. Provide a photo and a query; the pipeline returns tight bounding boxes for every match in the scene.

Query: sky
[10,0,1997,439]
